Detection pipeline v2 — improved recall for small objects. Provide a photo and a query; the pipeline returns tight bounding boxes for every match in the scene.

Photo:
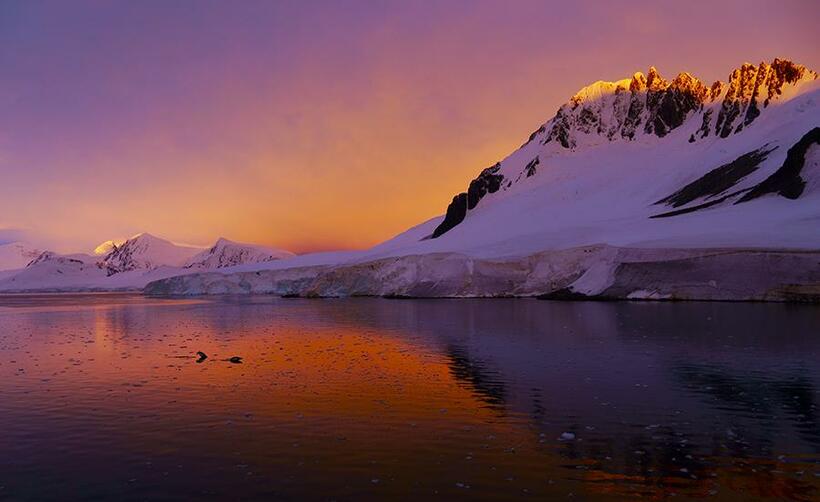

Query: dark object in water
[228,356,243,364]
[196,351,208,363]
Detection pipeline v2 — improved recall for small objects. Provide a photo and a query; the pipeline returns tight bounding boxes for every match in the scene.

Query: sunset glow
[1,0,816,253]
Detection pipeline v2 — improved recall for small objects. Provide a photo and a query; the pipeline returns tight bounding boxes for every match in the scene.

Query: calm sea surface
[0,295,818,501]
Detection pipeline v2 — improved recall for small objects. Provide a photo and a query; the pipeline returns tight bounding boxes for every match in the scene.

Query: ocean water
[0,294,818,500]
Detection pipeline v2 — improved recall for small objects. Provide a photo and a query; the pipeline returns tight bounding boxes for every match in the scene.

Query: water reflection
[0,295,818,500]
[445,344,507,410]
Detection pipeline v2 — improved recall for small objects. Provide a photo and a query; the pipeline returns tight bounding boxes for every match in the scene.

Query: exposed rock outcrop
[431,193,469,239]
[655,146,777,208]
[432,163,504,238]
[737,127,820,203]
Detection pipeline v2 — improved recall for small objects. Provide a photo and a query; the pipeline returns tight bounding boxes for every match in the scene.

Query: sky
[0,0,817,253]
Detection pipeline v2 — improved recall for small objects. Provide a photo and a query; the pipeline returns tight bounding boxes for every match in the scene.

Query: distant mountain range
[0,234,294,291]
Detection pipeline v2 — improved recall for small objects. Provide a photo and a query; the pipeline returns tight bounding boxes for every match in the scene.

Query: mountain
[527,59,815,150]
[147,58,820,301]
[27,251,96,266]
[0,242,42,271]
[430,58,818,240]
[185,238,294,269]
[99,233,202,275]
[0,234,297,292]
[0,251,108,291]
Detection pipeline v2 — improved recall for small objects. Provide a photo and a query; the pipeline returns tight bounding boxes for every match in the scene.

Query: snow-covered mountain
[429,58,818,242]
[0,251,108,291]
[0,234,296,292]
[185,238,294,269]
[93,239,123,256]
[147,58,820,301]
[0,242,42,271]
[27,251,96,266]
[99,233,202,275]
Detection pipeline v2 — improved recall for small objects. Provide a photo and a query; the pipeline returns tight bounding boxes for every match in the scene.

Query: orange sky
[0,1,817,253]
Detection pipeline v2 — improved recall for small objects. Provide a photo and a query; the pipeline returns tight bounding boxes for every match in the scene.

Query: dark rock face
[621,81,646,139]
[651,190,744,219]
[467,163,503,210]
[546,110,573,148]
[525,156,539,177]
[656,146,777,208]
[696,109,712,139]
[716,59,814,138]
[737,127,820,203]
[432,164,505,238]
[646,73,710,137]
[101,242,138,276]
[431,192,469,238]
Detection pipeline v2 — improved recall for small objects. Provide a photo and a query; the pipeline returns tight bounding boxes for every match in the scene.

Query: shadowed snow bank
[144,245,820,302]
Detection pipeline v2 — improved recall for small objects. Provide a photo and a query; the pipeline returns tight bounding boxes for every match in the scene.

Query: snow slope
[185,238,294,269]
[100,233,203,275]
[0,242,41,271]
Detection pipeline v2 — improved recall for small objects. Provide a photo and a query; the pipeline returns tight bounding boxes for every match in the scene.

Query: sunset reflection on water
[1,295,818,500]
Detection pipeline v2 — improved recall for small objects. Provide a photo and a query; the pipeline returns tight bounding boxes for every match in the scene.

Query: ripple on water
[0,296,818,500]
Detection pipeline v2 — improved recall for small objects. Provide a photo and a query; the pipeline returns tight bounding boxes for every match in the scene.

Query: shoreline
[142,245,820,303]
[2,245,818,303]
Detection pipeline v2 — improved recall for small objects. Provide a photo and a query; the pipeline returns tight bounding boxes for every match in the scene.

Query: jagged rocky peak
[541,65,714,147]
[714,58,817,138]
[629,71,647,92]
[533,58,816,149]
